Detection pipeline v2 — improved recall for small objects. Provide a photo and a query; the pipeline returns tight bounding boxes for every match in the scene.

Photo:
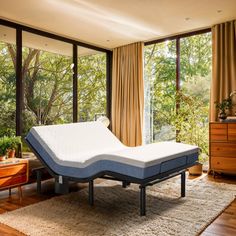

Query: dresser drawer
[228,124,236,141]
[0,163,27,177]
[211,157,236,172]
[210,143,236,157]
[0,174,27,189]
[210,123,227,129]
[210,123,227,141]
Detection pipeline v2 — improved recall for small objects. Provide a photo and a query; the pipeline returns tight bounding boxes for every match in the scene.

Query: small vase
[7,149,16,158]
[218,112,227,121]
[189,163,203,175]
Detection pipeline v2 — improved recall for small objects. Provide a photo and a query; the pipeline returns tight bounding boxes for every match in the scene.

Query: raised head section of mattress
[26,121,125,165]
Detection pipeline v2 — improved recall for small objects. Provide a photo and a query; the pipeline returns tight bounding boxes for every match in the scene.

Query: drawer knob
[217,162,220,164]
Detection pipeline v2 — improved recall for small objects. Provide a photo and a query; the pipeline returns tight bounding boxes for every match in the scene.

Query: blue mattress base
[26,132,198,180]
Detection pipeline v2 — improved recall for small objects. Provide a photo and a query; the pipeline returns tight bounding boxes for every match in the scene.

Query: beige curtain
[111,42,144,147]
[210,20,236,121]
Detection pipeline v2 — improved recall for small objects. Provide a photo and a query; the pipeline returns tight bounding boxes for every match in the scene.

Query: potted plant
[7,136,22,158]
[0,137,9,161]
[188,153,208,175]
[0,136,22,160]
[215,98,233,121]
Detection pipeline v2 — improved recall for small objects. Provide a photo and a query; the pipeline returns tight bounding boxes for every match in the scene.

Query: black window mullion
[73,44,78,123]
[176,38,180,140]
[106,51,112,126]
[16,28,23,136]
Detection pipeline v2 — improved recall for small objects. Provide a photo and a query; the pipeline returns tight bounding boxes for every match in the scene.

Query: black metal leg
[139,185,146,216]
[36,170,42,194]
[122,181,127,188]
[181,171,186,197]
[89,180,94,206]
[55,177,69,194]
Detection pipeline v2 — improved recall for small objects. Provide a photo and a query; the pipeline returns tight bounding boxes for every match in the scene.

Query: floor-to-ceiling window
[77,47,107,122]
[0,25,16,137]
[179,33,212,162]
[144,40,176,143]
[144,30,212,164]
[22,32,73,136]
[0,19,111,144]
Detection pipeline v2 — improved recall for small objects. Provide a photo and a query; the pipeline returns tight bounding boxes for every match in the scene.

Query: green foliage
[78,53,107,121]
[215,98,232,113]
[0,136,21,156]
[22,48,73,134]
[144,40,176,142]
[172,91,209,161]
[0,137,9,156]
[0,41,106,141]
[8,136,22,150]
[144,33,212,163]
[0,42,16,137]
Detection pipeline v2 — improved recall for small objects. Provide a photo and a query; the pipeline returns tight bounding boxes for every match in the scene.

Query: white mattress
[29,121,199,168]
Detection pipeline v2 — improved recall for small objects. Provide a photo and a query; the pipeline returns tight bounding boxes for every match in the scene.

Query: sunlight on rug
[0,177,235,236]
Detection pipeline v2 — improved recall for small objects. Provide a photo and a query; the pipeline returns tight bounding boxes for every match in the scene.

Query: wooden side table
[0,158,29,200]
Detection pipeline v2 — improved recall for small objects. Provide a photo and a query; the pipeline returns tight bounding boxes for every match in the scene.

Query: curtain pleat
[210,20,236,121]
[111,42,144,146]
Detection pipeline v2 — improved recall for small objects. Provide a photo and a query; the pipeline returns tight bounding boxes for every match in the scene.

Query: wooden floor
[0,175,235,236]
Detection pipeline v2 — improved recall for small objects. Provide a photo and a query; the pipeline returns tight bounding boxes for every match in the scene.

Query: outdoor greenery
[78,53,107,122]
[144,33,212,160]
[0,43,16,137]
[0,41,106,139]
[0,136,21,156]
[215,97,232,115]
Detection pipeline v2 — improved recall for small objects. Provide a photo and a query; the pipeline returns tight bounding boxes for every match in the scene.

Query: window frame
[0,18,112,136]
[144,28,212,142]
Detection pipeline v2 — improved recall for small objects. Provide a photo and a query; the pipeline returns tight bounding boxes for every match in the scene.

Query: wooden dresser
[209,122,236,174]
[0,158,29,199]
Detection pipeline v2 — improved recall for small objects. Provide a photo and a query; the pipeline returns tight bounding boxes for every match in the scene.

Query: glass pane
[22,32,73,137]
[144,40,176,143]
[0,25,16,137]
[180,33,212,163]
[77,47,106,121]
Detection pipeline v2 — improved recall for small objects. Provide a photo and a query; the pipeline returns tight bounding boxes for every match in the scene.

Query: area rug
[0,177,235,236]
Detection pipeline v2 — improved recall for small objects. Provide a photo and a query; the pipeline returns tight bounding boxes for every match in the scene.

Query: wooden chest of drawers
[0,158,29,200]
[210,122,236,174]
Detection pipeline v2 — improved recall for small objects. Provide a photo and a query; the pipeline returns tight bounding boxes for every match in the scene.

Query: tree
[144,33,212,160]
[0,42,107,137]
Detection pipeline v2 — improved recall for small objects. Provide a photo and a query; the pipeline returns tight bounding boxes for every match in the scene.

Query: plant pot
[8,149,16,158]
[0,155,7,161]
[188,163,203,176]
[218,112,227,121]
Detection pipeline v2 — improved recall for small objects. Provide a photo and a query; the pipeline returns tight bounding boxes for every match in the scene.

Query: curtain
[111,42,144,146]
[210,20,236,121]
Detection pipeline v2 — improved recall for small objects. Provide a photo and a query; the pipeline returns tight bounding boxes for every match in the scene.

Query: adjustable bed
[25,121,199,216]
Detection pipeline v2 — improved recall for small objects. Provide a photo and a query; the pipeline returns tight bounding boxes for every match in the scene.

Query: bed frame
[25,139,197,216]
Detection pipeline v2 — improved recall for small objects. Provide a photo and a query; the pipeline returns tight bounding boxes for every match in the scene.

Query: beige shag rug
[0,177,235,236]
